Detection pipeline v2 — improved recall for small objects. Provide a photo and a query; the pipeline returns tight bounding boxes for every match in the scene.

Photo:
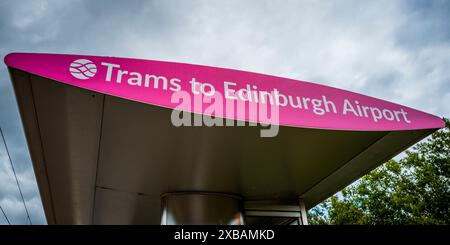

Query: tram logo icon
[69,59,97,80]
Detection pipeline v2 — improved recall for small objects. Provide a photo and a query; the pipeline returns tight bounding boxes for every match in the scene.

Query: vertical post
[161,192,244,225]
[298,198,308,225]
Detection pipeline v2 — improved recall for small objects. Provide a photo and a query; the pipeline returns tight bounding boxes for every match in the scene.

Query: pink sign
[4,52,444,131]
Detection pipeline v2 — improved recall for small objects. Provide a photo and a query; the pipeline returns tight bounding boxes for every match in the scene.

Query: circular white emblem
[69,59,97,80]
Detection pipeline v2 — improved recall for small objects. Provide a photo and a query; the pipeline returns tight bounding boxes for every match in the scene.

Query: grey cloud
[1,146,45,225]
[395,0,450,49]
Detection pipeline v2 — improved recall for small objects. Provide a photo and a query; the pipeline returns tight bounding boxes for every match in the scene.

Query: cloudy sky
[0,0,449,225]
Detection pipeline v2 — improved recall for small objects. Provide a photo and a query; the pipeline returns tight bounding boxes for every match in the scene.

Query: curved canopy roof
[4,53,444,224]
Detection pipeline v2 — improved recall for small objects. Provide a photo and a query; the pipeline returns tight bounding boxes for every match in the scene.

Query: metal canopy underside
[10,68,435,224]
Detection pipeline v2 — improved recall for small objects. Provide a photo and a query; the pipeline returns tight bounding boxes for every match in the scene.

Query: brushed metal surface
[161,192,243,225]
[9,70,436,224]
[29,74,103,224]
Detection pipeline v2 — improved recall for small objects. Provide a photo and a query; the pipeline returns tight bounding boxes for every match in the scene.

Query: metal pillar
[299,198,308,225]
[160,192,244,225]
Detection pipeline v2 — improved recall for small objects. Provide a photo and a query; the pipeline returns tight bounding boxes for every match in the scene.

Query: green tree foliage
[309,118,450,225]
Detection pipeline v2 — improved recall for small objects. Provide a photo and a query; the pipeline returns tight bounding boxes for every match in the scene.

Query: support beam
[160,192,244,225]
[299,198,308,225]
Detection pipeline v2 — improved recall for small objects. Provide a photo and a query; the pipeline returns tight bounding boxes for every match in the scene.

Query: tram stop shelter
[4,53,445,225]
